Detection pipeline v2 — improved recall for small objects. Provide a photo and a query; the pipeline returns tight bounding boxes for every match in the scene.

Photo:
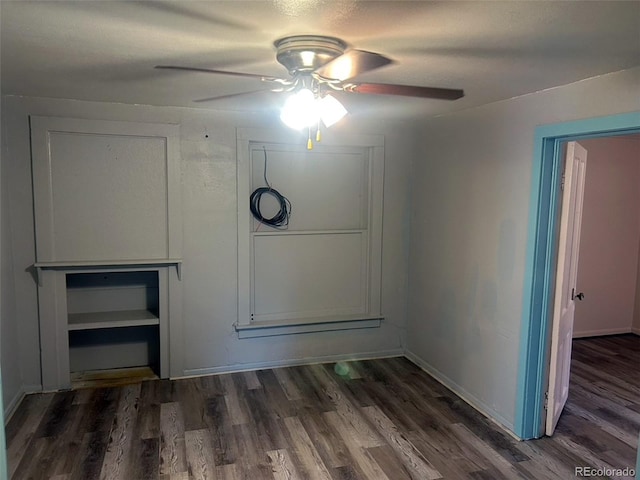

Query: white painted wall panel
[1,105,24,416]
[251,146,368,231]
[253,233,366,320]
[238,131,384,329]
[45,131,168,260]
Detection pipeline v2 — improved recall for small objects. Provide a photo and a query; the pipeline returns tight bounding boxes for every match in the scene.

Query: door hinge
[544,391,549,410]
[561,173,565,191]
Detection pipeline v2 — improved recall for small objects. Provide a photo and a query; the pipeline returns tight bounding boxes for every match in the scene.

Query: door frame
[514,111,640,440]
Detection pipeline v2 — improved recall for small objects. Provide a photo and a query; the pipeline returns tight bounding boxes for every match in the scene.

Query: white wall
[0,102,7,473]
[1,99,24,417]
[407,67,640,431]
[573,137,640,337]
[1,94,415,402]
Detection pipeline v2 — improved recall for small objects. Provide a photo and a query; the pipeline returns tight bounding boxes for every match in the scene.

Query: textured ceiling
[1,1,639,120]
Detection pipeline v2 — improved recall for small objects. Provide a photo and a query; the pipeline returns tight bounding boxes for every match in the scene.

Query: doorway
[570,136,640,339]
[514,111,640,440]
[547,135,640,435]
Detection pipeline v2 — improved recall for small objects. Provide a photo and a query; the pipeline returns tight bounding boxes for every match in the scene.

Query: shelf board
[34,258,183,284]
[35,258,182,268]
[68,309,159,331]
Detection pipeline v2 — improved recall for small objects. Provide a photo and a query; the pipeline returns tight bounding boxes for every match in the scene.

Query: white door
[546,141,588,435]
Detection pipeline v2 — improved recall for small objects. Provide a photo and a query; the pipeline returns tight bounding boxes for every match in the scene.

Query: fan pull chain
[307,127,313,150]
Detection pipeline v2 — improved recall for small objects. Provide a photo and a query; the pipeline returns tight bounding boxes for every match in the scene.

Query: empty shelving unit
[66,271,160,374]
[30,116,182,390]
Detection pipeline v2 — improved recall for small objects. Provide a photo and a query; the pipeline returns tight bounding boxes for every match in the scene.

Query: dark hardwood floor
[6,334,639,479]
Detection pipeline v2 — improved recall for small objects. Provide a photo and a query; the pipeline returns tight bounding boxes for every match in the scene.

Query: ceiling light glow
[319,94,348,127]
[280,88,348,149]
[280,90,348,130]
[280,88,319,129]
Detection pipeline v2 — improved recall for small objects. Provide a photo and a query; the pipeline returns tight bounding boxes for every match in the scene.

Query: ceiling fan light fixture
[274,35,347,73]
[319,94,348,127]
[159,34,464,145]
[280,87,348,131]
[280,88,319,130]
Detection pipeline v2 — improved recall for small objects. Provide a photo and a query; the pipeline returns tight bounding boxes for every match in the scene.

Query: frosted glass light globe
[280,89,319,129]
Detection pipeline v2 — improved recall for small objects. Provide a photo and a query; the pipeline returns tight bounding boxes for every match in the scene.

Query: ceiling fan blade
[194,89,277,103]
[314,50,392,81]
[155,65,280,82]
[344,82,464,100]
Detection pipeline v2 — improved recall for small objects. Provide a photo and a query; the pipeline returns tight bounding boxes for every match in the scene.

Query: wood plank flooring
[71,366,158,390]
[6,334,639,479]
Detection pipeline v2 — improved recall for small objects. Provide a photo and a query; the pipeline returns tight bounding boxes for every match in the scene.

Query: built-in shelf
[34,259,182,268]
[65,270,162,376]
[31,116,181,389]
[68,309,160,331]
[34,258,182,284]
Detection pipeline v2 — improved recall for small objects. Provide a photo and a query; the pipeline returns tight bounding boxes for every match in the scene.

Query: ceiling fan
[156,35,464,102]
[156,35,464,146]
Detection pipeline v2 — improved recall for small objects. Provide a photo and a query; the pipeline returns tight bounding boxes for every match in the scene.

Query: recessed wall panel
[252,232,366,320]
[48,132,168,261]
[251,145,369,231]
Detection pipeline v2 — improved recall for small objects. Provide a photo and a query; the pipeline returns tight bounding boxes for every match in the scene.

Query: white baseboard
[403,349,518,440]
[4,383,41,424]
[573,327,633,338]
[4,388,26,425]
[178,348,404,379]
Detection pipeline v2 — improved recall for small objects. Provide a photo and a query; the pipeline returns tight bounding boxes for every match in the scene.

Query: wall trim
[404,349,518,439]
[3,388,26,425]
[515,111,640,440]
[178,348,404,379]
[236,129,385,330]
[5,382,46,423]
[234,316,382,338]
[573,328,635,338]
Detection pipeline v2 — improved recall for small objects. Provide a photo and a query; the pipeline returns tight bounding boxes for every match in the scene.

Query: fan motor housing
[274,35,347,74]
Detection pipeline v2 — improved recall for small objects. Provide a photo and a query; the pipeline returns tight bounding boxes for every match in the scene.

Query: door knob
[575,292,584,301]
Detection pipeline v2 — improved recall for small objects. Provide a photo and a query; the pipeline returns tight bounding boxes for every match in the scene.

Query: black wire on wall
[249,147,291,228]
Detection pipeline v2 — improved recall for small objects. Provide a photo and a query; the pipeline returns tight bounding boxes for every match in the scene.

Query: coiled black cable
[250,187,291,227]
[250,147,291,228]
